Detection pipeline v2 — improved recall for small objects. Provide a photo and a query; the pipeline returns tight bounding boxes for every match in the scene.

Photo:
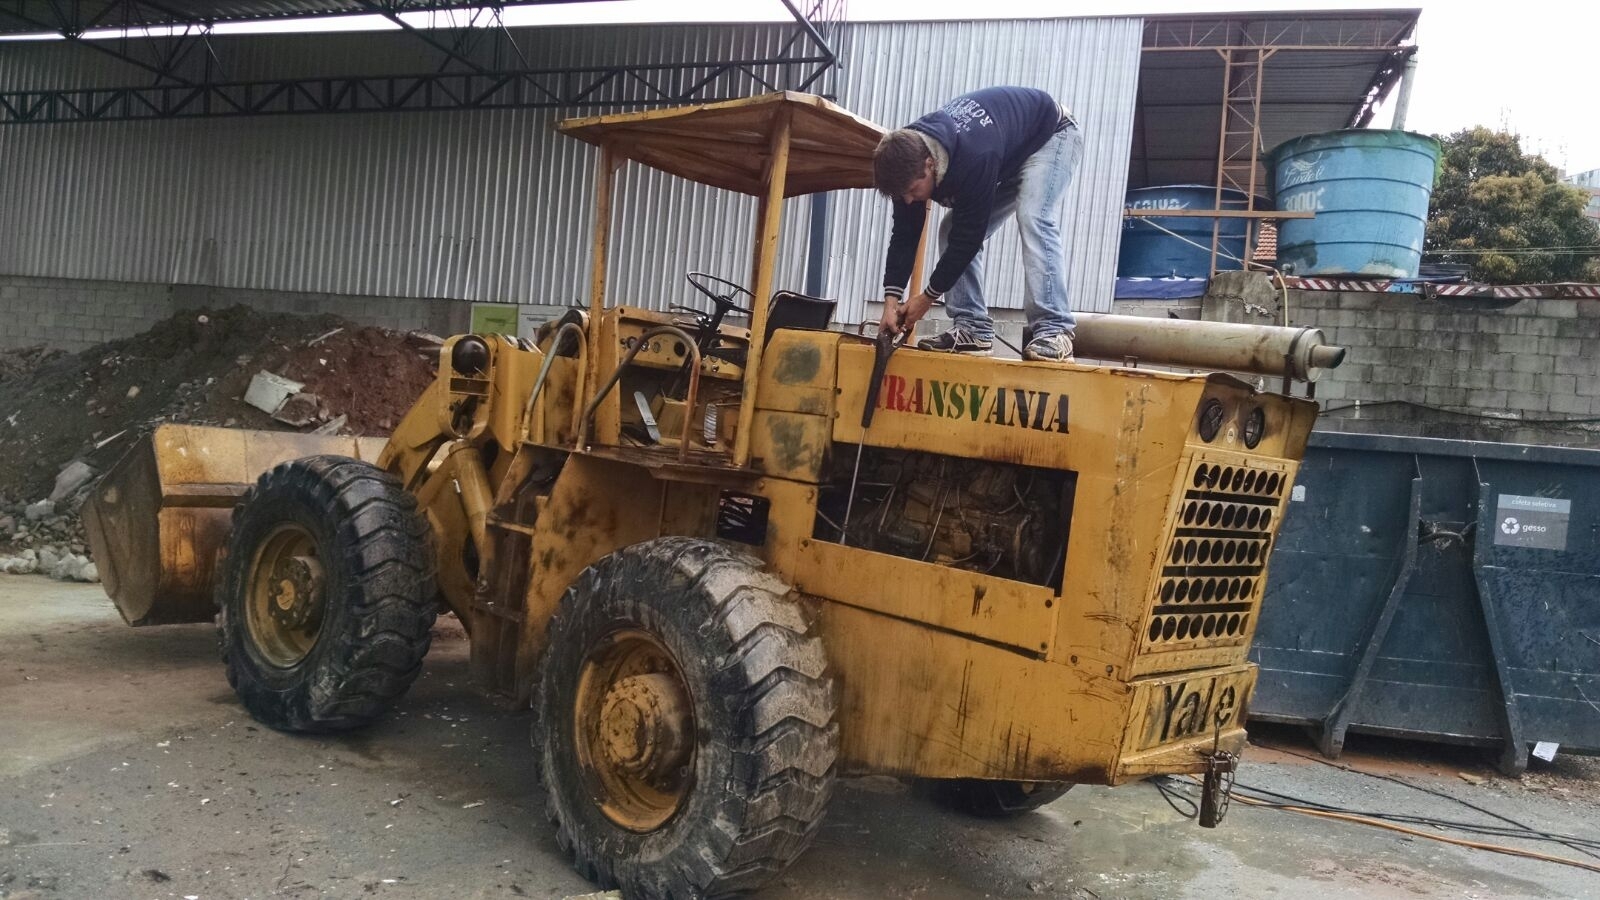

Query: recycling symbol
[1500,517,1520,535]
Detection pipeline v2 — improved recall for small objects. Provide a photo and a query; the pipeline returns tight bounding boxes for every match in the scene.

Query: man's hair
[873,129,930,197]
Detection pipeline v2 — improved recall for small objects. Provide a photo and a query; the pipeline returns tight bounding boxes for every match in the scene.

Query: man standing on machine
[874,86,1083,362]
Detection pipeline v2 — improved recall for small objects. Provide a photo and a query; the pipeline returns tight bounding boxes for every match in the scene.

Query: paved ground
[3,576,1598,900]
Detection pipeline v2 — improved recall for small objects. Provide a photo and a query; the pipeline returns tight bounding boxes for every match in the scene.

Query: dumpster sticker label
[1494,494,1570,550]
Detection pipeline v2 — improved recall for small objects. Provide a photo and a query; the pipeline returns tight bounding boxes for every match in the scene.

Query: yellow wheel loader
[85,93,1345,898]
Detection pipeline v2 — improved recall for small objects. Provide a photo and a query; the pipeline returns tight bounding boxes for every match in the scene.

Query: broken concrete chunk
[272,392,323,428]
[243,371,305,415]
[311,413,348,435]
[24,500,55,522]
[49,460,96,503]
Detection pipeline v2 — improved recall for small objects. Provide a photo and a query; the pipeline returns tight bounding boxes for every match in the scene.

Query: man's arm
[924,166,998,299]
[881,198,927,300]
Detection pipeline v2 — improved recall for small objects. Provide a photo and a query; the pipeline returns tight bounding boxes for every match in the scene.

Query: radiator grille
[1143,459,1287,651]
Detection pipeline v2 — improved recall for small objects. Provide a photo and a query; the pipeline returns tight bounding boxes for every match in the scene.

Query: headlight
[1243,407,1266,449]
[1197,399,1225,442]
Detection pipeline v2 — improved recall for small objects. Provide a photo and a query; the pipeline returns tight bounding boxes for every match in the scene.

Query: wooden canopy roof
[558,92,885,198]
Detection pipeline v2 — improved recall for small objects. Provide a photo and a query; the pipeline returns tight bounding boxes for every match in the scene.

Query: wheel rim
[573,629,696,832]
[245,523,328,668]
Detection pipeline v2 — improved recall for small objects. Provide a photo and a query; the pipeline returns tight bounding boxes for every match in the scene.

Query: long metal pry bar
[838,330,901,544]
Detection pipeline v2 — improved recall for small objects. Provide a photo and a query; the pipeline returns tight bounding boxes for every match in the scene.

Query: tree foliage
[1426,127,1600,284]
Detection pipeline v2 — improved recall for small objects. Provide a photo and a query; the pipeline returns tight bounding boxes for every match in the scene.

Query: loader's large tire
[921,779,1071,818]
[535,538,838,900]
[216,455,437,733]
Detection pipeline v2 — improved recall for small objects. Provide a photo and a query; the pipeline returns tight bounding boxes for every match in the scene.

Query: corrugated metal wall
[0,17,1139,320]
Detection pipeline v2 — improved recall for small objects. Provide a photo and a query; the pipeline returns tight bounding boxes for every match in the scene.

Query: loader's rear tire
[922,779,1071,818]
[535,537,838,899]
[217,455,437,733]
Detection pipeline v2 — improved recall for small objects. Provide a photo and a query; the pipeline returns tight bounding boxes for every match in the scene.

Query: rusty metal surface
[85,425,385,626]
[558,92,882,199]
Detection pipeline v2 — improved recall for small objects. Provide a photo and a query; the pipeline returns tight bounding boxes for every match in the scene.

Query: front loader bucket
[83,424,388,626]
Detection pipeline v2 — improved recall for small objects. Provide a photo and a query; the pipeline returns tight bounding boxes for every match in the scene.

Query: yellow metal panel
[659,481,720,539]
[1127,450,1297,677]
[749,410,830,483]
[746,476,812,576]
[757,331,837,417]
[1192,377,1320,460]
[486,339,542,454]
[1115,663,1254,781]
[1121,663,1255,753]
[820,601,1126,782]
[587,313,624,447]
[513,455,666,702]
[151,424,381,484]
[832,342,1203,468]
[795,538,1058,654]
[85,424,395,627]
[818,597,1260,784]
[732,106,792,469]
[1115,731,1247,782]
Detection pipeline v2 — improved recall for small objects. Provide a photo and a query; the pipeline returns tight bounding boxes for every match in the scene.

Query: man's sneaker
[916,326,993,355]
[1023,332,1075,363]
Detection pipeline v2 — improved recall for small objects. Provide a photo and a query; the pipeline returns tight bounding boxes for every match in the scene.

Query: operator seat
[763,290,836,342]
[706,291,836,368]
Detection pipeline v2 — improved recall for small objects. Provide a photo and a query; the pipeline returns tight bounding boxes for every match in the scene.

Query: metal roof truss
[0,0,845,124]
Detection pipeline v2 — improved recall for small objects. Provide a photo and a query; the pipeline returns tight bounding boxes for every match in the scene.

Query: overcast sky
[494,0,1600,176]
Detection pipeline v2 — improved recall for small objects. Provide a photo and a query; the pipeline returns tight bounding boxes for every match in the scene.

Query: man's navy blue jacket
[882,86,1064,300]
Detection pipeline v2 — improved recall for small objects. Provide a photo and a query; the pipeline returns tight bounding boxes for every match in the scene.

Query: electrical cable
[1318,397,1600,425]
[1224,780,1600,853]
[1127,214,1292,326]
[1236,796,1600,874]
[1250,740,1600,863]
[1151,775,1600,874]
[1425,247,1600,255]
[1152,776,1199,820]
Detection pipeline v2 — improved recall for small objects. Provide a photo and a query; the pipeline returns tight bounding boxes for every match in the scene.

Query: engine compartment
[814,447,1075,589]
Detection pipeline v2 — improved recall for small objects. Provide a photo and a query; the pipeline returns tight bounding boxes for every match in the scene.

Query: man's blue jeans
[938,123,1083,342]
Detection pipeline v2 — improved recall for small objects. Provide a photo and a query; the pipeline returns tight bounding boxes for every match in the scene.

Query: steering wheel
[682,272,754,361]
[684,269,752,315]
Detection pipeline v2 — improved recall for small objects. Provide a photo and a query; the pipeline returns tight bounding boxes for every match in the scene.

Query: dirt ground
[3,578,1598,900]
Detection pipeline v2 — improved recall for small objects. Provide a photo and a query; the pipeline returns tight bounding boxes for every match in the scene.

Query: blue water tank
[1118,186,1250,278]
[1268,129,1441,278]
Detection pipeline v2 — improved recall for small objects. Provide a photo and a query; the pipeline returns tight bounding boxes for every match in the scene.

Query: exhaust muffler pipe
[1072,314,1346,382]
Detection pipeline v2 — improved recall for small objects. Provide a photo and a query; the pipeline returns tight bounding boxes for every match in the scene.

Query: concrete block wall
[0,276,173,351]
[0,274,471,351]
[1284,289,1600,446]
[1138,272,1600,447]
[171,285,469,337]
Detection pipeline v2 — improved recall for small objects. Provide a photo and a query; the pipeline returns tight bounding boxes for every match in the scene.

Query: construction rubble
[0,306,439,582]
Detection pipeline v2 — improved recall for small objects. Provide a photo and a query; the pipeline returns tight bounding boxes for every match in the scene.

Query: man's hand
[899,292,934,332]
[879,292,935,337]
[879,297,905,336]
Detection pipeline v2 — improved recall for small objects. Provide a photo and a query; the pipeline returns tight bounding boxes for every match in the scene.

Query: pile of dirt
[0,345,65,384]
[0,306,439,578]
